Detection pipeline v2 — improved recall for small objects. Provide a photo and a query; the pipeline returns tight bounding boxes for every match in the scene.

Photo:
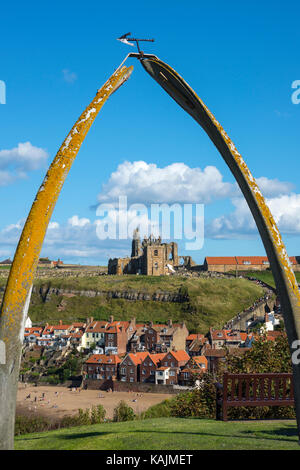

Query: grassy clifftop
[19,275,266,333]
[14,417,299,450]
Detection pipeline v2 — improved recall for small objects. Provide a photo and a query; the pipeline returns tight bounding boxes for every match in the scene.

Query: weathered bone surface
[141,56,300,437]
[0,64,133,449]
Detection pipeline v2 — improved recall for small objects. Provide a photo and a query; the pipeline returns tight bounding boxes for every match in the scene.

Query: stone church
[108,228,185,276]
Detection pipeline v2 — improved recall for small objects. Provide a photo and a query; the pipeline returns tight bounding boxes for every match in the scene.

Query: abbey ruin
[108,228,194,276]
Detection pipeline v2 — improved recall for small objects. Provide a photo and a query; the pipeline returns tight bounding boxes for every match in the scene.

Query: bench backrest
[223,372,294,403]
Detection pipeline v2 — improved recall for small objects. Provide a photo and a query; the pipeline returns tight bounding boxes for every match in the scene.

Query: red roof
[205,256,237,265]
[205,256,297,266]
[105,321,130,334]
[86,354,121,365]
[85,321,108,333]
[124,352,149,366]
[148,353,166,365]
[186,333,205,341]
[52,324,71,330]
[193,355,208,365]
[162,350,190,363]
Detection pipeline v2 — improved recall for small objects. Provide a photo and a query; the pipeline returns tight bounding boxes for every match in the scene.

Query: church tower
[131,227,142,257]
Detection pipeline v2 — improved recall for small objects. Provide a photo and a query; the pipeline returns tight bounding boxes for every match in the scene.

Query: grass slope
[23,276,265,333]
[235,271,300,289]
[14,418,300,450]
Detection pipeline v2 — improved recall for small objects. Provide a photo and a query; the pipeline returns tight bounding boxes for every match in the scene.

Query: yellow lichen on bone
[0,65,133,348]
[148,57,300,306]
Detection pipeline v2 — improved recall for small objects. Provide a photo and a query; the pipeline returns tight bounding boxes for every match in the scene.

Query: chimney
[130,317,136,329]
[90,317,94,323]
[59,320,62,325]
[109,315,114,324]
[168,319,173,328]
[149,321,153,328]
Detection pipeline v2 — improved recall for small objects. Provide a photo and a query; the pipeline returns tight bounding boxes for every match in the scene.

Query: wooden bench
[216,372,295,421]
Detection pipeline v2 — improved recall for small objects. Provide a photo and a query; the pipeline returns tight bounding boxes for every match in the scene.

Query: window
[130,377,134,382]
[242,260,251,265]
[142,369,146,375]
[169,370,175,376]
[121,367,126,374]
[154,249,158,256]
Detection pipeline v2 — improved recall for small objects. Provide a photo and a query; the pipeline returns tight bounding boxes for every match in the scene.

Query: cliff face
[33,286,189,303]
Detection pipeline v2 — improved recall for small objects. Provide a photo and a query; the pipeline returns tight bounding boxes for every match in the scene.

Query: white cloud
[97,161,294,206]
[97,161,235,205]
[0,142,48,186]
[0,216,132,265]
[268,194,300,233]
[62,69,77,84]
[255,177,294,197]
[207,193,300,239]
[68,215,90,227]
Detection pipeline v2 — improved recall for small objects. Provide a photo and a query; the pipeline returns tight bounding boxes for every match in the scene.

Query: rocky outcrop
[32,286,189,303]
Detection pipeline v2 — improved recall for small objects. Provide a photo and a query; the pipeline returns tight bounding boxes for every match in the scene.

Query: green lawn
[14,418,300,450]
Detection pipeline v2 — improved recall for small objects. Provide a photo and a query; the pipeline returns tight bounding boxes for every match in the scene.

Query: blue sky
[0,0,300,265]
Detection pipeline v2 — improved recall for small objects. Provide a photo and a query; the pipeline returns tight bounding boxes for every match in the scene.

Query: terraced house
[140,353,166,383]
[186,333,209,357]
[119,352,149,383]
[155,350,190,385]
[144,320,189,353]
[209,328,247,349]
[80,319,108,350]
[178,355,208,386]
[84,354,121,381]
[104,321,129,355]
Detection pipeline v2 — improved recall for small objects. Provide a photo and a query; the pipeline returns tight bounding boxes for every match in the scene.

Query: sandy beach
[17,383,173,420]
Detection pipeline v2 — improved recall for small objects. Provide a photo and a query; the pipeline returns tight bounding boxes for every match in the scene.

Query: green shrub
[91,405,106,424]
[113,401,135,422]
[140,399,173,419]
[60,405,106,428]
[15,415,53,435]
[170,374,216,419]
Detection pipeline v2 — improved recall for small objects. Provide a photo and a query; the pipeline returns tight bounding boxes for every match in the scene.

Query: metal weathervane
[1,33,300,449]
[117,32,154,55]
